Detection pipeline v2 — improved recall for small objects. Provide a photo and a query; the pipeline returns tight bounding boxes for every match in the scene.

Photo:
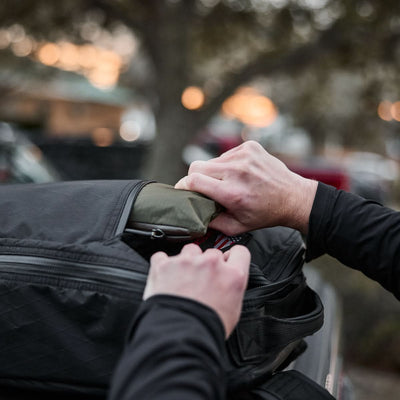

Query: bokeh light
[222,87,278,127]
[120,120,141,142]
[35,41,123,89]
[11,36,34,57]
[391,101,400,122]
[37,43,60,66]
[58,42,80,71]
[181,86,205,110]
[91,127,114,147]
[377,101,393,121]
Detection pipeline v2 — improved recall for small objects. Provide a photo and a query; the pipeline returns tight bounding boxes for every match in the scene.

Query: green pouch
[126,182,221,241]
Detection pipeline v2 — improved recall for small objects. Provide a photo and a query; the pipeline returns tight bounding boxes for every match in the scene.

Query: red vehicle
[286,159,351,191]
[184,130,351,192]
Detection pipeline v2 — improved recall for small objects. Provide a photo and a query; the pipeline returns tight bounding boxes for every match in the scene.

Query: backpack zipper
[0,254,147,293]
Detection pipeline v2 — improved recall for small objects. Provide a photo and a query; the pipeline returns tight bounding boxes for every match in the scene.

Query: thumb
[209,213,245,236]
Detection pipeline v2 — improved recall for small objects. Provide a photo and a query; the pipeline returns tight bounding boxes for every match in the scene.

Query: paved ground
[346,364,400,400]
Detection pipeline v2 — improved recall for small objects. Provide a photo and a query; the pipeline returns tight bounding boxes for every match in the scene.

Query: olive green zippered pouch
[126,182,222,241]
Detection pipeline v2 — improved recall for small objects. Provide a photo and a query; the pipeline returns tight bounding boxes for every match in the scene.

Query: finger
[175,173,231,205]
[225,245,251,274]
[213,142,251,162]
[175,176,188,189]
[188,160,226,178]
[223,249,231,261]
[150,251,169,266]
[203,247,223,259]
[209,213,246,236]
[180,243,203,256]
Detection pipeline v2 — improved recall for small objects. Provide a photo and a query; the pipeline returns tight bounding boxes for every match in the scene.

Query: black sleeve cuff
[305,182,338,262]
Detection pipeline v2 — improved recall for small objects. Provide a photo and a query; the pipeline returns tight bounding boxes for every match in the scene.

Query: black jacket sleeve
[306,183,400,299]
[108,294,227,400]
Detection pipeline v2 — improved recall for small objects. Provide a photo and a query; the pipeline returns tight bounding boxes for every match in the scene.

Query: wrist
[285,176,318,234]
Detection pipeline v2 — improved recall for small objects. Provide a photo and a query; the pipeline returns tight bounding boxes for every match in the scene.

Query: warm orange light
[378,101,393,121]
[38,43,60,66]
[78,45,98,69]
[91,127,114,147]
[36,41,123,90]
[181,86,205,110]
[58,42,80,71]
[222,87,278,127]
[88,68,119,89]
[98,49,122,70]
[391,101,400,122]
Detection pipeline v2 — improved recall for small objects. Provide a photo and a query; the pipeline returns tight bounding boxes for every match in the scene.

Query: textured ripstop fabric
[128,183,221,237]
[0,180,139,244]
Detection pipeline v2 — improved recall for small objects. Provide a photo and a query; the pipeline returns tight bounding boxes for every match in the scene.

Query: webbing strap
[249,370,336,400]
[229,287,323,364]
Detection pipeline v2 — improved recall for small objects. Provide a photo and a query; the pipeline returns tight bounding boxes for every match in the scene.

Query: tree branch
[88,0,146,33]
[194,21,348,127]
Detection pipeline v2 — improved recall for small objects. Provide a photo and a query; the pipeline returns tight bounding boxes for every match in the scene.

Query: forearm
[306,183,400,299]
[108,295,227,400]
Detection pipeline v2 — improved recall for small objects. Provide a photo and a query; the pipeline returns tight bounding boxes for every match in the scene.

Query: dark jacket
[108,295,226,400]
[306,183,400,299]
[109,182,400,399]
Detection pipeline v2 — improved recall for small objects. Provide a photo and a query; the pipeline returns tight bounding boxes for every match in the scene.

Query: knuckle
[245,140,261,151]
[235,163,250,179]
[151,261,165,276]
[185,172,202,190]
[229,267,247,291]
[188,160,203,174]
[241,140,262,157]
[180,252,194,264]
[203,249,221,266]
[183,243,200,253]
[229,189,244,207]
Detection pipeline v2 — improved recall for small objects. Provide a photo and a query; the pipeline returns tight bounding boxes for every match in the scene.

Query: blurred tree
[1,0,400,183]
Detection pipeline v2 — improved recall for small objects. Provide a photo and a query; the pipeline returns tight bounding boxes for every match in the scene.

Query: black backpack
[0,180,323,397]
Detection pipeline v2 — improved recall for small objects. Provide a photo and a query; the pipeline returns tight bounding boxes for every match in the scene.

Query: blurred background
[0,0,399,397]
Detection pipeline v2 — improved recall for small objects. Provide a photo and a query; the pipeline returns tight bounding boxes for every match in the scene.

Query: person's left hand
[143,243,251,338]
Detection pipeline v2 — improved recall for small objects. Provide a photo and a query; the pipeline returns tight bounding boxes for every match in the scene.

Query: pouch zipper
[0,254,147,293]
[124,227,194,242]
[114,180,154,236]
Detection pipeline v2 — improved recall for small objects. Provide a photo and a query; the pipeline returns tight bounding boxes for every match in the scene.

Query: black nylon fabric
[0,180,150,396]
[0,180,141,244]
[0,180,323,397]
[225,228,323,391]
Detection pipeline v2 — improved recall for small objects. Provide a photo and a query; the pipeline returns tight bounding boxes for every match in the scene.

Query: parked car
[344,151,399,204]
[183,134,351,192]
[0,123,61,184]
[285,157,351,191]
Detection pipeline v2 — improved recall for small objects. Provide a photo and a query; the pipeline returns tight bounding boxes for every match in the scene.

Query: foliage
[1,0,400,182]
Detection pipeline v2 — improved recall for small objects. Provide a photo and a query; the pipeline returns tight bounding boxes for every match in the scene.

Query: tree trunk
[142,107,198,185]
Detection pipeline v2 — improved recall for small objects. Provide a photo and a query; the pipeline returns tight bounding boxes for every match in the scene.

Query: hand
[175,141,317,235]
[143,243,250,338]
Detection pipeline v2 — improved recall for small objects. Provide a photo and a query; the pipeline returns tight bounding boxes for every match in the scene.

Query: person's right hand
[175,141,317,235]
[143,243,250,338]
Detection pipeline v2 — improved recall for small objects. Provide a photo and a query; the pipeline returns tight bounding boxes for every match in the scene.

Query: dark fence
[37,139,148,181]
